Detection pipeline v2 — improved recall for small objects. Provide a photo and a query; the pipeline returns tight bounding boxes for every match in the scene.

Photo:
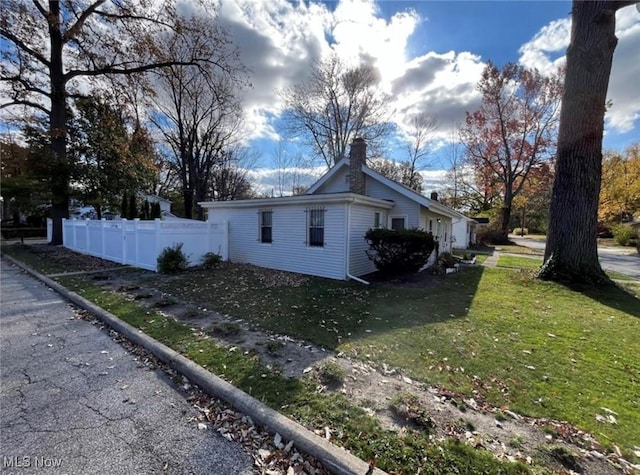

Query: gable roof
[307,158,463,220]
[305,158,348,195]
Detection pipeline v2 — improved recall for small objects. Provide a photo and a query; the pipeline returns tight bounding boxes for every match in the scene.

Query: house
[451,213,478,249]
[199,139,463,281]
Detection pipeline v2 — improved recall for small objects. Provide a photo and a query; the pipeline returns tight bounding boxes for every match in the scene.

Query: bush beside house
[365,228,435,275]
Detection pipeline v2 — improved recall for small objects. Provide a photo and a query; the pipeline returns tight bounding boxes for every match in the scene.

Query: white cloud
[518,9,640,135]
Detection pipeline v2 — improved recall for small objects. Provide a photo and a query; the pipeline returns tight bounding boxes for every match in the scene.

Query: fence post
[122,218,127,265]
[85,219,91,253]
[154,218,162,272]
[60,219,65,247]
[223,220,229,261]
[133,218,140,267]
[101,218,106,259]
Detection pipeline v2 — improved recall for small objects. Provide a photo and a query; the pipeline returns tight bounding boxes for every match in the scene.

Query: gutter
[344,200,370,285]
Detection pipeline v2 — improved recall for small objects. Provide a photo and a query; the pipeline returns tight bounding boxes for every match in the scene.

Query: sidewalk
[1,263,253,475]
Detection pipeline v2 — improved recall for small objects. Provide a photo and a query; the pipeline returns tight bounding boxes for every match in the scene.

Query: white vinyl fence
[62,218,228,272]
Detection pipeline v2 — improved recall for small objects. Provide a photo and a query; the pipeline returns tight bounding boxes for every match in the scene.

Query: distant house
[451,214,478,249]
[199,139,465,281]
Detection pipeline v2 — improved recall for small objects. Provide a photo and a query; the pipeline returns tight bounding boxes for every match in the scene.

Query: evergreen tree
[129,195,138,219]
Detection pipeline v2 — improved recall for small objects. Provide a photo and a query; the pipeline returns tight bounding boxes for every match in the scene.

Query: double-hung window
[307,207,325,247]
[374,211,381,229]
[260,210,272,243]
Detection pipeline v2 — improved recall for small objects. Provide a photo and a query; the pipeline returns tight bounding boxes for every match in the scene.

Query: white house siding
[348,203,385,276]
[452,220,471,249]
[420,209,453,253]
[365,177,421,228]
[208,203,347,280]
[314,168,350,194]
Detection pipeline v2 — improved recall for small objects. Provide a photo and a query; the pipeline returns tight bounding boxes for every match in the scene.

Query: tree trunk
[539,1,627,284]
[48,1,69,245]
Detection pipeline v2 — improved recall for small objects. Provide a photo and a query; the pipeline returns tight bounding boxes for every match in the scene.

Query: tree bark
[540,1,633,284]
[48,1,70,245]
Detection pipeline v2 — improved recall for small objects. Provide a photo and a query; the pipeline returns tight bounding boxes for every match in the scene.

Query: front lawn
[146,263,639,455]
[4,244,639,461]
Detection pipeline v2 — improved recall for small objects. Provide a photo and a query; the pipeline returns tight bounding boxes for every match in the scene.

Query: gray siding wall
[365,176,421,228]
[348,204,385,276]
[207,203,347,280]
[313,167,350,194]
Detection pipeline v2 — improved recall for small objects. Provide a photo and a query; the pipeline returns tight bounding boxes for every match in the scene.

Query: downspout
[344,199,370,285]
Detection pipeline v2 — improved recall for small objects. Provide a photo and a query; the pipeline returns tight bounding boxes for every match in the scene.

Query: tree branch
[65,59,218,81]
[63,0,107,43]
[0,99,50,114]
[0,28,50,67]
[31,0,47,19]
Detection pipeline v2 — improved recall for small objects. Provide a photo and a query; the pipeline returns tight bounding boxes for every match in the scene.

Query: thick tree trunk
[539,1,628,284]
[48,2,69,245]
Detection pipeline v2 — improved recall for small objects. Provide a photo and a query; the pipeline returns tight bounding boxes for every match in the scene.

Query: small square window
[391,217,406,231]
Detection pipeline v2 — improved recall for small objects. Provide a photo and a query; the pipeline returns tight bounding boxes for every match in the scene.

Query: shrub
[201,252,222,269]
[157,243,189,273]
[637,239,640,255]
[316,361,346,385]
[512,227,528,236]
[612,224,633,246]
[435,252,458,273]
[365,228,435,275]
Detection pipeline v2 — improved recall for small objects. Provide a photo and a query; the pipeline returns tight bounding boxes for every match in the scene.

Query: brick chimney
[430,191,438,201]
[349,138,366,195]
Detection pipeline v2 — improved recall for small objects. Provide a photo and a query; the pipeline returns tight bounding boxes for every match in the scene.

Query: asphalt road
[509,236,640,279]
[0,262,253,475]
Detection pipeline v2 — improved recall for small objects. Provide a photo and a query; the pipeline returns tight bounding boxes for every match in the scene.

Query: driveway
[0,262,253,475]
[509,236,640,279]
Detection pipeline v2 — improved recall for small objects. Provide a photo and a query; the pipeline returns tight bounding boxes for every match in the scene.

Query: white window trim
[258,209,273,244]
[306,207,326,248]
[374,211,383,229]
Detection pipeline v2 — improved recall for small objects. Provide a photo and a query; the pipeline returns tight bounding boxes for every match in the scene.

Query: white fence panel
[61,218,228,272]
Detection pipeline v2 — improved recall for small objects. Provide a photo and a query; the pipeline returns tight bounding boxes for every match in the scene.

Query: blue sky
[211,0,639,194]
[1,1,638,196]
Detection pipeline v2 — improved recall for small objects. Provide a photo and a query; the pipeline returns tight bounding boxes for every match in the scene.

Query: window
[374,212,381,228]
[390,217,406,231]
[260,210,272,243]
[429,219,433,232]
[307,207,325,247]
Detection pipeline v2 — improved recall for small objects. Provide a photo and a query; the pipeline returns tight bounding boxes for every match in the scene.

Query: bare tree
[368,158,424,193]
[282,54,392,168]
[403,112,437,190]
[460,62,563,241]
[272,139,312,197]
[0,1,228,243]
[208,147,255,202]
[539,0,637,284]
[149,16,246,220]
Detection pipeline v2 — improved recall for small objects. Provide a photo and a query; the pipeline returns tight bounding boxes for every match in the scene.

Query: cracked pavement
[0,263,253,474]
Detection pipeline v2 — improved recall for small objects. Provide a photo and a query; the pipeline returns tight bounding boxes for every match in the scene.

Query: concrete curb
[2,254,386,475]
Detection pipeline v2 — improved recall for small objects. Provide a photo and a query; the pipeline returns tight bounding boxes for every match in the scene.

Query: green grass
[497,255,637,282]
[493,244,544,256]
[498,255,543,270]
[56,275,527,475]
[148,264,639,454]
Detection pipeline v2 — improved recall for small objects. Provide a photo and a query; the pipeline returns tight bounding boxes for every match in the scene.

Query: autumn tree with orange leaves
[599,143,640,224]
[461,62,563,242]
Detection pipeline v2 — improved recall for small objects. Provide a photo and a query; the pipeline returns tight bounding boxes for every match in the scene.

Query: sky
[206,0,640,195]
